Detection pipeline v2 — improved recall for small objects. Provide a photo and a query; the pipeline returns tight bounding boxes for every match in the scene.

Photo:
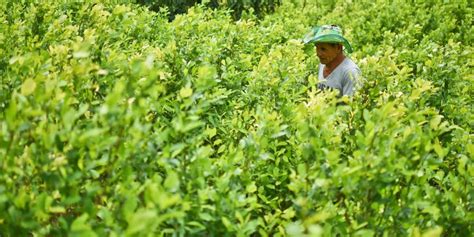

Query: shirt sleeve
[341,67,362,96]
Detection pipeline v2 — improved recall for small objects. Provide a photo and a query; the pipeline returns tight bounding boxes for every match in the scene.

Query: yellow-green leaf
[21,79,36,96]
[180,87,193,98]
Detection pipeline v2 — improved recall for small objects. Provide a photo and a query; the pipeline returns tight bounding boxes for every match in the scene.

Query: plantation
[0,0,473,236]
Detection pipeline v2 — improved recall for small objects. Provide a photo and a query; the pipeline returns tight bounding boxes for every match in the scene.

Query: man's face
[315,43,342,65]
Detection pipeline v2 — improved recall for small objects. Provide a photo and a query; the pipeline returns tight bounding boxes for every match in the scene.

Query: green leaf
[5,96,17,128]
[286,222,304,236]
[246,182,257,193]
[179,86,193,98]
[199,212,214,222]
[164,171,180,192]
[125,209,158,236]
[70,214,98,237]
[422,226,443,237]
[73,51,90,58]
[21,79,36,96]
[221,216,233,231]
[49,206,66,214]
[122,196,138,220]
[354,229,375,237]
[432,139,445,158]
[205,127,217,138]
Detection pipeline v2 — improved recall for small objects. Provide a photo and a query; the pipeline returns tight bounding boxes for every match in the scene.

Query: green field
[0,0,473,236]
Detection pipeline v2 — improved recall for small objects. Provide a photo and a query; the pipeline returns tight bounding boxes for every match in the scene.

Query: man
[304,25,362,97]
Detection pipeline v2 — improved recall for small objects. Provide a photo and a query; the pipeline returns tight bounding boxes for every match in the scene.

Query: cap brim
[303,28,353,53]
[313,35,353,53]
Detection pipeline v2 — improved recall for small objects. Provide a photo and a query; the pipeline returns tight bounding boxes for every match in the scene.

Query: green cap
[303,25,353,53]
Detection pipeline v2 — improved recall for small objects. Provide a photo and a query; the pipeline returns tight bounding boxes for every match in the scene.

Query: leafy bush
[0,0,472,236]
[135,0,282,20]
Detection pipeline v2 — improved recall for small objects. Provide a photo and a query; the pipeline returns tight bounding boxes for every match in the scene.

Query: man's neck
[325,53,345,71]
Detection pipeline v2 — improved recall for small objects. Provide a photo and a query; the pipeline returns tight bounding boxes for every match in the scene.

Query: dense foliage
[135,0,282,20]
[0,0,472,236]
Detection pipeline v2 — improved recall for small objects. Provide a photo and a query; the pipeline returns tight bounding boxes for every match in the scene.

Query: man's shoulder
[342,57,360,70]
[340,58,360,75]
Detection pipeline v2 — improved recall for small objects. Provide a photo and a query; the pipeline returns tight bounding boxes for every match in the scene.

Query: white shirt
[318,57,362,96]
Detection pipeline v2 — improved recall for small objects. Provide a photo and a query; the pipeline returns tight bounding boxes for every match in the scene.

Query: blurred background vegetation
[135,0,282,20]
